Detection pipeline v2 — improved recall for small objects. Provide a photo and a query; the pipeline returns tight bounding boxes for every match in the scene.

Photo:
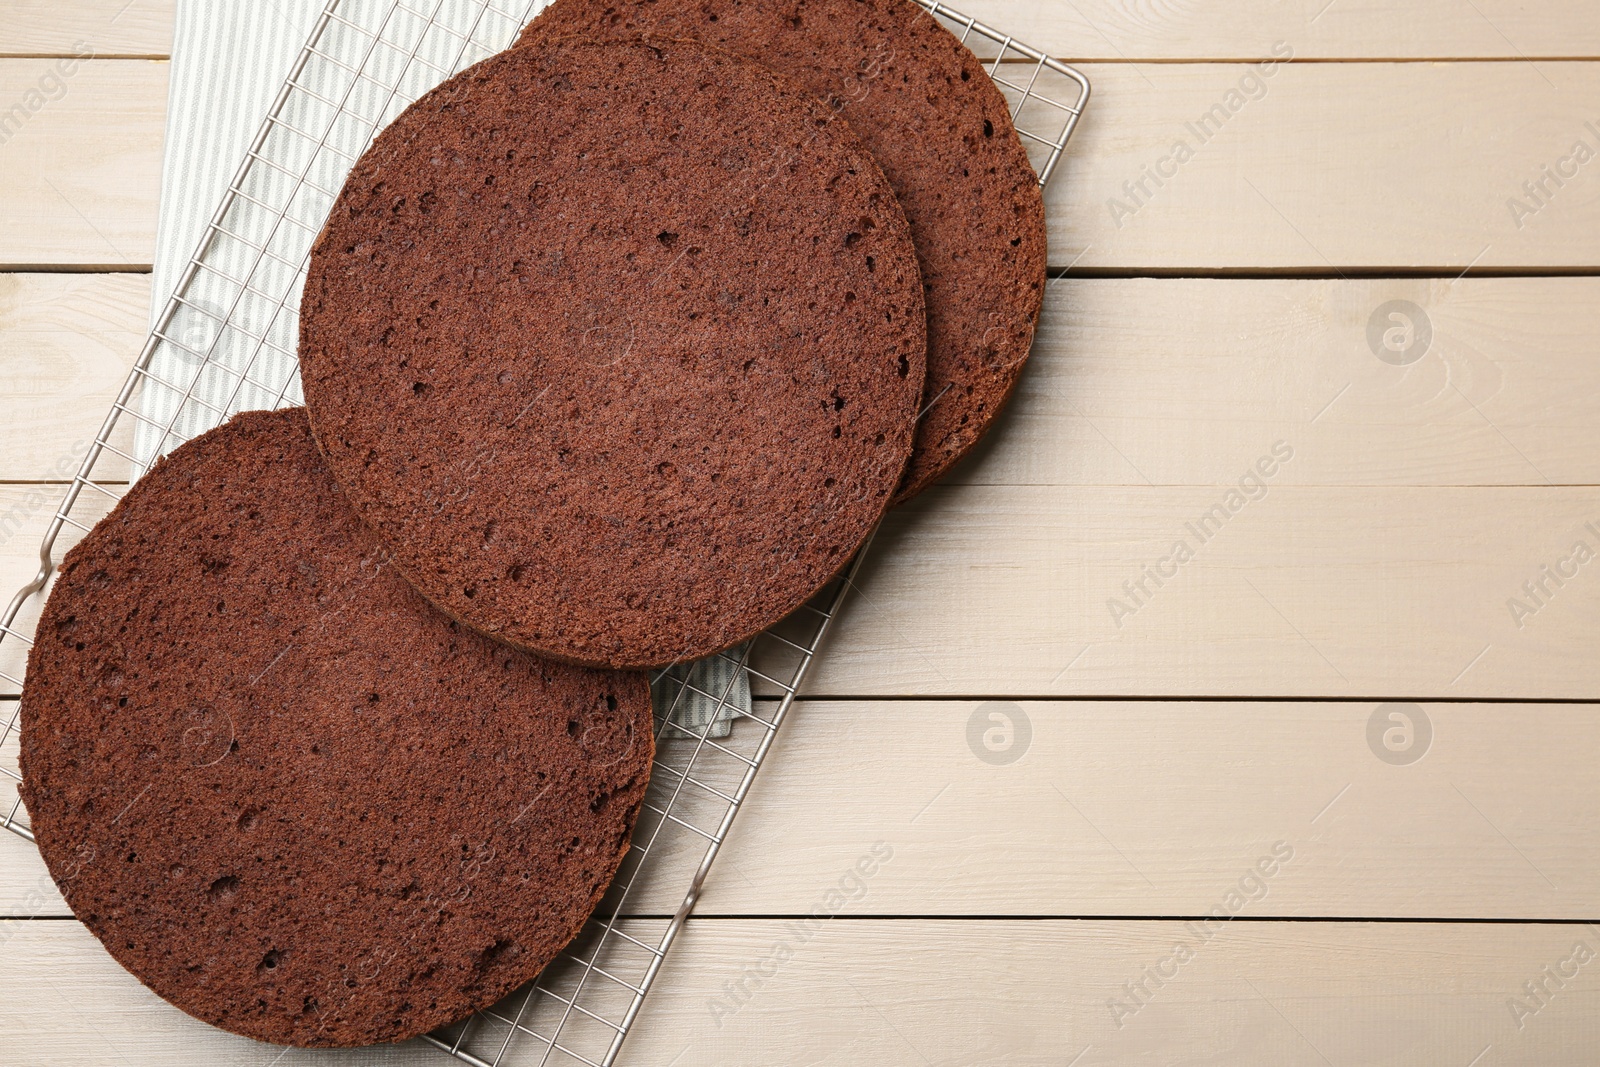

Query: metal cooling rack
[0,1,1088,1063]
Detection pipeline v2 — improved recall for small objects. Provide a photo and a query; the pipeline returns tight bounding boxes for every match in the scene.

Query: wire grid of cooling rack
[919,0,1091,184]
[0,0,1088,1063]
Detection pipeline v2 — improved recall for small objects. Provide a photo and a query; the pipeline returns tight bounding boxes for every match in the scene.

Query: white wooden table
[3,1,1600,1064]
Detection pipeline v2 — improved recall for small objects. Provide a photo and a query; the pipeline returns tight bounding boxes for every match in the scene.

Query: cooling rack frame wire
[0,0,1089,1063]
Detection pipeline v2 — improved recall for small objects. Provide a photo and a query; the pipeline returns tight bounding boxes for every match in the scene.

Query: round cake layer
[19,408,654,1047]
[300,36,926,669]
[521,0,1049,501]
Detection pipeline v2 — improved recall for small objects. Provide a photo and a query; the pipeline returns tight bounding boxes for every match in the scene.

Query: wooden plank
[633,919,1600,1066]
[5,699,1597,920]
[958,0,1600,60]
[790,485,1600,699]
[11,0,1600,61]
[4,277,1599,699]
[5,277,1594,489]
[697,699,1600,919]
[0,60,166,269]
[2,1,173,57]
[1041,61,1600,270]
[7,60,1600,271]
[0,274,146,483]
[7,488,1600,701]
[957,277,1600,488]
[1,919,1595,1065]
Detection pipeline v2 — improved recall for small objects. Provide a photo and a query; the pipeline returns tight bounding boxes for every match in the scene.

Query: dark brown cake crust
[520,0,1048,502]
[18,408,654,1048]
[300,37,926,670]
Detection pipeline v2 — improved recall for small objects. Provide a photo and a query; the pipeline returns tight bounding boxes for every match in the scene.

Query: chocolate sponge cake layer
[300,37,926,670]
[18,408,654,1047]
[520,0,1049,502]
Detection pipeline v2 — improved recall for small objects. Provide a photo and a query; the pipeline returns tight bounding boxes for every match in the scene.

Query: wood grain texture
[1,919,1595,1066]
[1041,61,1600,270]
[4,700,1595,920]
[696,699,1600,919]
[9,483,1599,700]
[958,277,1600,487]
[8,59,1600,271]
[10,456,1600,703]
[0,60,166,268]
[3,277,1593,488]
[956,0,1600,60]
[9,0,1600,61]
[2,1,173,57]
[790,485,1600,699]
[0,274,146,482]
[632,919,1600,1067]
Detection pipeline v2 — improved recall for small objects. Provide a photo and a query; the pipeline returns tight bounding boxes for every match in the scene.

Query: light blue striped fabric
[147,2,323,325]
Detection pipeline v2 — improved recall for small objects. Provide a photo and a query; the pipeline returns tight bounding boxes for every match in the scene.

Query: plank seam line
[1049,56,1600,65]
[0,53,170,61]
[0,266,153,275]
[1046,268,1600,280]
[7,696,1600,704]
[5,914,1597,925]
